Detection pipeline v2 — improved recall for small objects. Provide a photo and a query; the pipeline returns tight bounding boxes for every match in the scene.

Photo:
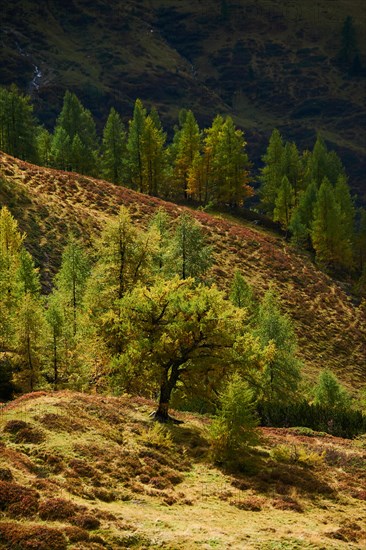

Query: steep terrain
[0,391,365,549]
[1,0,365,202]
[0,151,365,392]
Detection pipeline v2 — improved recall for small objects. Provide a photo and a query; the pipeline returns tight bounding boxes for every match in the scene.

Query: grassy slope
[0,391,365,549]
[1,0,365,201]
[0,150,365,393]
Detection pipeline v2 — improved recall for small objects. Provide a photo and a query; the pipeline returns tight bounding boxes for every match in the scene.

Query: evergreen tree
[45,293,65,390]
[356,208,366,273]
[230,270,254,311]
[140,113,168,196]
[52,91,98,175]
[311,178,353,270]
[282,141,303,201]
[335,175,355,254]
[126,98,147,191]
[304,136,345,187]
[210,373,259,465]
[14,293,45,392]
[313,370,350,410]
[169,212,212,281]
[0,85,39,162]
[101,107,126,184]
[273,175,295,232]
[259,129,285,215]
[55,235,90,337]
[37,127,52,166]
[213,116,252,207]
[149,208,171,274]
[50,127,71,171]
[289,180,318,248]
[255,290,301,404]
[172,110,201,199]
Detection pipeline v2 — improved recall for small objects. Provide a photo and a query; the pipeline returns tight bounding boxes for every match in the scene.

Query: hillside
[0,391,365,549]
[0,151,365,392]
[1,0,365,203]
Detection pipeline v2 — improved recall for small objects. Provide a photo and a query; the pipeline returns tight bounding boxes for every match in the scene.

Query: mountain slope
[1,0,365,202]
[0,391,365,549]
[0,151,365,391]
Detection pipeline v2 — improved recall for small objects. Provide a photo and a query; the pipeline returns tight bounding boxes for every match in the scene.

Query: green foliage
[259,129,285,215]
[0,85,39,163]
[270,444,325,467]
[126,98,147,191]
[311,178,353,270]
[273,176,295,231]
[210,373,259,465]
[101,107,126,184]
[229,270,254,311]
[168,212,212,281]
[255,290,301,404]
[313,370,351,411]
[51,91,99,175]
[172,110,201,199]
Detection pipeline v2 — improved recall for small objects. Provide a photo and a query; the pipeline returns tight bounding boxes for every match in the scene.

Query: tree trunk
[151,364,183,423]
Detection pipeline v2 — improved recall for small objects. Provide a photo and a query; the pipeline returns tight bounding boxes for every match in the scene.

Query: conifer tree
[126,98,146,191]
[230,270,254,311]
[172,110,201,199]
[335,175,355,255]
[52,91,98,175]
[213,116,252,207]
[101,107,126,184]
[0,85,39,162]
[273,175,295,232]
[255,291,301,404]
[169,213,212,281]
[45,294,65,389]
[55,235,90,337]
[37,127,52,166]
[140,113,168,196]
[259,129,285,215]
[313,370,350,410]
[311,178,353,270]
[149,208,171,274]
[304,136,345,187]
[289,180,318,248]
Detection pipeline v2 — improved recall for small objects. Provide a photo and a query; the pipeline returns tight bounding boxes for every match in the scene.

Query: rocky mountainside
[1,151,365,391]
[1,0,365,202]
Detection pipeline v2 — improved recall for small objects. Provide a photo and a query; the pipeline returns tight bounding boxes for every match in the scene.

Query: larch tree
[126,98,147,191]
[168,212,212,281]
[255,290,301,404]
[259,129,285,215]
[311,178,353,270]
[172,110,201,199]
[114,277,244,421]
[55,234,90,338]
[52,91,99,175]
[289,180,318,248]
[101,107,126,184]
[0,85,39,163]
[273,175,295,233]
[140,113,168,196]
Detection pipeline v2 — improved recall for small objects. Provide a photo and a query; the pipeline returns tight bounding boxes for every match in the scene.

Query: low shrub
[72,513,101,530]
[3,419,29,433]
[38,498,80,521]
[14,427,45,444]
[0,522,67,550]
[272,496,304,512]
[0,480,39,517]
[270,444,325,467]
[63,526,90,543]
[0,467,13,481]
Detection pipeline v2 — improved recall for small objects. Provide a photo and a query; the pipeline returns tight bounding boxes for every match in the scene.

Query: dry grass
[0,391,365,549]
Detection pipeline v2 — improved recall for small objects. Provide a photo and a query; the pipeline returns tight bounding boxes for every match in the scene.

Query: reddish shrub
[0,467,13,482]
[38,498,80,521]
[3,420,29,433]
[150,476,173,490]
[63,526,90,543]
[72,513,101,530]
[93,488,116,502]
[68,459,96,478]
[272,496,304,512]
[0,480,39,517]
[14,427,45,444]
[0,522,67,550]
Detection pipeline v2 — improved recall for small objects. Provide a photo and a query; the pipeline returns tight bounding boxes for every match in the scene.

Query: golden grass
[0,391,365,549]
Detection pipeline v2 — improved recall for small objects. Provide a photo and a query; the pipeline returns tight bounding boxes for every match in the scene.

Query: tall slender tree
[101,107,126,184]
